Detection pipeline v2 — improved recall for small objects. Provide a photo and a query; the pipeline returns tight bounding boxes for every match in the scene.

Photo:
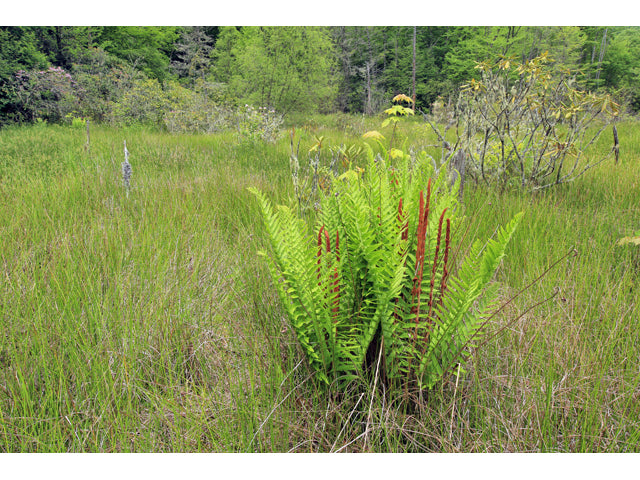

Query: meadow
[0,116,639,452]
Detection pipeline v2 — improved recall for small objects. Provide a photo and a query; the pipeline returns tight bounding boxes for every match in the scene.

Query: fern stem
[410,190,427,324]
[317,225,325,286]
[324,227,331,253]
[398,198,409,241]
[439,218,452,301]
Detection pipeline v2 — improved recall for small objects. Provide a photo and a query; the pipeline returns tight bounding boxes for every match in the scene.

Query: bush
[110,77,169,126]
[425,53,620,191]
[71,48,144,122]
[12,66,82,123]
[6,53,284,141]
[236,104,284,143]
[163,80,237,134]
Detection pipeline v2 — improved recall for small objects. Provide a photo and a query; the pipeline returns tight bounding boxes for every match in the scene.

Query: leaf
[362,130,385,140]
[392,93,414,104]
[338,169,360,182]
[618,236,640,246]
[383,105,404,116]
[389,148,404,159]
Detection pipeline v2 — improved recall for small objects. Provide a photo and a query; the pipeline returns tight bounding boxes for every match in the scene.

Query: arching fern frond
[250,151,523,402]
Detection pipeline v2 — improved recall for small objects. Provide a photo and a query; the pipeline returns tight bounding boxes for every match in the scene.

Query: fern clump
[250,149,522,398]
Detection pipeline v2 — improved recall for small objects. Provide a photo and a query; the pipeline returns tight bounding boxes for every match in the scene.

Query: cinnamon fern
[250,148,522,398]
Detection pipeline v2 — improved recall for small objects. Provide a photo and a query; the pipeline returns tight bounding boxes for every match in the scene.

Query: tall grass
[0,119,638,452]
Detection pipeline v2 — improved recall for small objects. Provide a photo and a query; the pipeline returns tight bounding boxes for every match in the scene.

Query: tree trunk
[595,28,608,87]
[365,62,373,114]
[412,26,417,107]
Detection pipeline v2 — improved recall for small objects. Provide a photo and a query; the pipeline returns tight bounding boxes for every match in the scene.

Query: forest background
[1,25,639,129]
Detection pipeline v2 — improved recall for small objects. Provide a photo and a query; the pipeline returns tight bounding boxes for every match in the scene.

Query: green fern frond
[250,154,524,399]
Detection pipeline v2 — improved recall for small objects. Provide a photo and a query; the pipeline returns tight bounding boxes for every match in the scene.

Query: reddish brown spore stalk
[324,228,331,253]
[411,179,432,331]
[332,230,340,316]
[422,209,448,348]
[317,225,325,285]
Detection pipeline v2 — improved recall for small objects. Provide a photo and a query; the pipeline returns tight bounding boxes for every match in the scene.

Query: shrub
[425,53,620,191]
[163,80,237,134]
[12,66,81,123]
[72,48,145,122]
[237,104,284,143]
[110,77,170,126]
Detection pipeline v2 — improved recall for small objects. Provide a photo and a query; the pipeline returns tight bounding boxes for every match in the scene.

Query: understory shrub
[425,53,620,191]
[251,147,522,403]
[103,77,283,139]
[110,77,169,125]
[237,104,284,143]
[162,80,237,134]
[12,66,82,123]
[8,60,284,140]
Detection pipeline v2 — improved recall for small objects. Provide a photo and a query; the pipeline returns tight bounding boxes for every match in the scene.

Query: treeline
[1,25,639,127]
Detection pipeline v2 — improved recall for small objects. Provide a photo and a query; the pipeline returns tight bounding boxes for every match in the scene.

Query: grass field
[0,117,639,452]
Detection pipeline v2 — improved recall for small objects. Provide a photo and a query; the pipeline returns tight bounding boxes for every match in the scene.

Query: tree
[97,26,179,81]
[331,26,388,114]
[210,26,242,84]
[593,27,640,110]
[0,27,49,123]
[229,27,337,114]
[443,27,523,85]
[170,26,216,84]
[428,54,620,191]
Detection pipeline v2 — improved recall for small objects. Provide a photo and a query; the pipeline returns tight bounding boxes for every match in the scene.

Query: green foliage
[443,27,513,85]
[5,25,640,128]
[210,26,242,85]
[11,66,82,123]
[110,77,169,126]
[595,27,640,111]
[252,149,522,398]
[98,26,179,81]
[162,80,237,134]
[442,27,586,87]
[220,27,337,114]
[237,104,284,143]
[0,27,48,78]
[71,48,145,122]
[109,77,243,133]
[0,27,49,123]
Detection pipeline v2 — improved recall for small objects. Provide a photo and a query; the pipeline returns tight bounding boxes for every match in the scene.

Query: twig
[475,247,578,350]
[363,337,384,451]
[613,124,619,164]
[248,360,306,450]
[330,392,366,452]
[449,363,461,442]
